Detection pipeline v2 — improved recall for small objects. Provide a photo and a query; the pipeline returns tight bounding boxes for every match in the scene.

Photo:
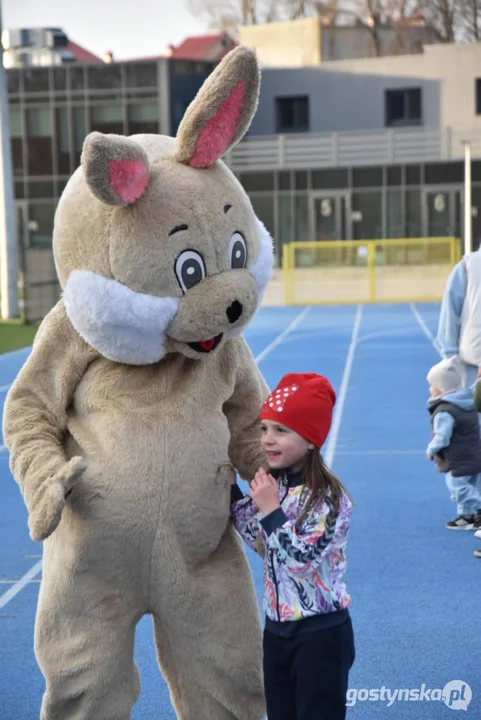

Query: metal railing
[281,237,461,305]
[225,127,481,172]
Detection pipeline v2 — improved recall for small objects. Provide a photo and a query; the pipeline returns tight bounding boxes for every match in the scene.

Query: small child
[230,372,354,720]
[427,356,481,531]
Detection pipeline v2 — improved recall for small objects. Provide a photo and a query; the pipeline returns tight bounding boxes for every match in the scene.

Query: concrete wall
[240,18,435,66]
[249,66,441,134]
[240,18,321,67]
[321,43,481,131]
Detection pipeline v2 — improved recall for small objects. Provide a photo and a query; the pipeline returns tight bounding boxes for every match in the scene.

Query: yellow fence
[282,237,462,306]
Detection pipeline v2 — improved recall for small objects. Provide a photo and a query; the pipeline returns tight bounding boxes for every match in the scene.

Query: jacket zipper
[270,476,290,622]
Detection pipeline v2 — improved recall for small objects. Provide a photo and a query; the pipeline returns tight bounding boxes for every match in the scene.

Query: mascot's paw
[28,457,86,542]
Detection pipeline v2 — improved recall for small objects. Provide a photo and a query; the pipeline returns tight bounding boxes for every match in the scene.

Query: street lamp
[0,0,20,319]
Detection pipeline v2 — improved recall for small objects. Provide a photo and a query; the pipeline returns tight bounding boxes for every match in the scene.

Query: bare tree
[458,0,481,40]
[186,0,290,33]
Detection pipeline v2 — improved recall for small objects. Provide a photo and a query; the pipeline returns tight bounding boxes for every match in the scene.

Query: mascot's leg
[152,525,265,720]
[35,544,144,720]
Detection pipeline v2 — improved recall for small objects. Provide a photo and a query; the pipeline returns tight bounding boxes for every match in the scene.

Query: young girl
[230,372,354,720]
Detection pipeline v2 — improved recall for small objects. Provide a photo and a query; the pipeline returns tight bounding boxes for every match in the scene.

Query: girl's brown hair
[292,450,352,532]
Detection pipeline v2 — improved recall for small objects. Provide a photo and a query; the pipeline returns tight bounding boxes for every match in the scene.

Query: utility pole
[463,140,472,256]
[0,0,20,319]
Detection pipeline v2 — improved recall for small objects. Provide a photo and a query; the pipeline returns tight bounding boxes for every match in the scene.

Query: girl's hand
[228,466,237,485]
[250,467,280,516]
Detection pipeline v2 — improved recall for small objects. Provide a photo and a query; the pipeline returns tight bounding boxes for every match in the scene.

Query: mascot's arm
[223,337,269,481]
[2,301,97,541]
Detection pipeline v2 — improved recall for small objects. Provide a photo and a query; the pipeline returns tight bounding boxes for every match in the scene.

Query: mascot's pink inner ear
[108,159,148,204]
[190,81,246,168]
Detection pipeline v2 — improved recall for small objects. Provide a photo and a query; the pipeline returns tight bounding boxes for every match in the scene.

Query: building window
[90,105,124,135]
[26,108,53,175]
[476,78,481,115]
[275,96,309,133]
[9,108,24,176]
[127,104,159,134]
[385,88,422,127]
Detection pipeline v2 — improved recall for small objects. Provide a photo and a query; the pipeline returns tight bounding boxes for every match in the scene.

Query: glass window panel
[386,189,404,238]
[73,107,87,168]
[387,166,402,186]
[27,108,52,137]
[425,162,463,185]
[405,164,421,185]
[294,171,308,190]
[69,67,85,90]
[28,203,56,247]
[7,69,20,93]
[24,68,50,92]
[240,173,275,192]
[28,181,55,199]
[26,109,53,174]
[311,168,348,190]
[294,193,310,242]
[275,96,309,132]
[9,108,22,137]
[88,65,122,89]
[405,188,422,237]
[53,68,66,91]
[352,191,383,239]
[125,63,158,88]
[127,104,159,134]
[278,171,291,191]
[55,108,71,174]
[352,166,382,188]
[90,105,124,135]
[277,194,294,253]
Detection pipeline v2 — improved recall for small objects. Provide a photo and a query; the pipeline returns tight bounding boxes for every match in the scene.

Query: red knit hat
[259,373,336,449]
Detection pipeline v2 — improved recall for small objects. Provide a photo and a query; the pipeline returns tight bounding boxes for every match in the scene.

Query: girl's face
[260,419,313,471]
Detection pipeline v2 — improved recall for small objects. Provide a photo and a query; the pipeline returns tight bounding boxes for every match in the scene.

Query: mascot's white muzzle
[63,219,273,365]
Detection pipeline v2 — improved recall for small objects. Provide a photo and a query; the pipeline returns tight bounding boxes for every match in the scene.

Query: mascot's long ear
[175,46,260,168]
[81,132,150,206]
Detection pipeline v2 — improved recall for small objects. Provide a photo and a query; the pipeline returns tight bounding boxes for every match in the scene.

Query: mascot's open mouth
[187,334,223,353]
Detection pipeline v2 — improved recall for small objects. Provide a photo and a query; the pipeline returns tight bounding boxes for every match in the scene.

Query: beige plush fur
[3,47,272,720]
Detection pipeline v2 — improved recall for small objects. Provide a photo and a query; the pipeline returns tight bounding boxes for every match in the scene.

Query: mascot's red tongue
[199,338,215,351]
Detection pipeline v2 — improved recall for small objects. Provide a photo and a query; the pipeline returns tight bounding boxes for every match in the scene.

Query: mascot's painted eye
[229,233,247,270]
[175,250,206,293]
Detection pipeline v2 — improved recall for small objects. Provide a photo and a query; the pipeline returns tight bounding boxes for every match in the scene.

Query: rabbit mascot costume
[3,47,273,720]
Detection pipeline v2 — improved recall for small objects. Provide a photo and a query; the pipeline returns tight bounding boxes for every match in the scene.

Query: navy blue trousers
[263,617,355,720]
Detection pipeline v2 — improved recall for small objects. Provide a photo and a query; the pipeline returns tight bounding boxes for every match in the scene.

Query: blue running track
[0,303,479,718]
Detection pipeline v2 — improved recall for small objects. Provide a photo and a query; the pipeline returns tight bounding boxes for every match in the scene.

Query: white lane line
[324,305,363,469]
[0,308,314,610]
[409,303,441,356]
[0,560,42,610]
[254,306,311,365]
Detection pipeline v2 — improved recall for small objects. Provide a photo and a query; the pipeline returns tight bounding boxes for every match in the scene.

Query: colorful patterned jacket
[230,469,352,626]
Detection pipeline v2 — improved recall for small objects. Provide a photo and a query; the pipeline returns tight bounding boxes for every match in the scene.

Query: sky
[3,0,208,60]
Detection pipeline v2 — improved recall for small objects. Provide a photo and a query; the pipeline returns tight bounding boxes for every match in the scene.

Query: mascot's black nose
[227,300,243,324]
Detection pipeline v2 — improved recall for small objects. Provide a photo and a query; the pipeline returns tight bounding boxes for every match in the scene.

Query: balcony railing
[224,126,481,172]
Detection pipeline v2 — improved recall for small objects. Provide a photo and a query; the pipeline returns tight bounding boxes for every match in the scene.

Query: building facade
[239,17,438,67]
[7,41,481,318]
[6,58,214,318]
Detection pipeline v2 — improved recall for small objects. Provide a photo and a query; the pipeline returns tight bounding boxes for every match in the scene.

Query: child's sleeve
[260,494,351,572]
[427,412,455,456]
[437,260,467,359]
[230,485,262,553]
